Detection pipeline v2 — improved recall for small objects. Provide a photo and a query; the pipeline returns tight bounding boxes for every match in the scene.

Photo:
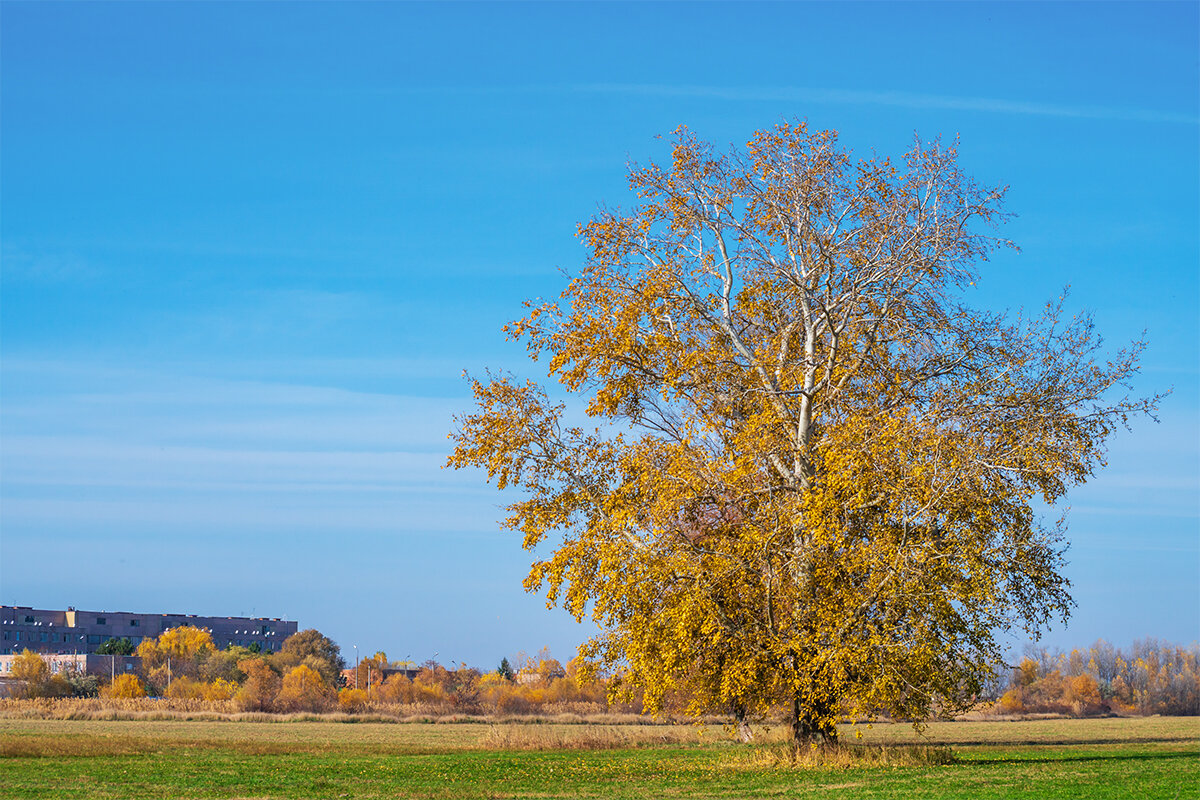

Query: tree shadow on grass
[959,750,1198,767]
[919,736,1198,747]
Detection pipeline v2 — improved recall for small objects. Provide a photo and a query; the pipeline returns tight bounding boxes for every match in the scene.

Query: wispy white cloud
[573,83,1199,125]
[1070,504,1198,519]
[0,369,613,549]
[1,244,101,282]
[275,81,1197,125]
[0,493,498,534]
[0,361,495,534]
[2,369,460,451]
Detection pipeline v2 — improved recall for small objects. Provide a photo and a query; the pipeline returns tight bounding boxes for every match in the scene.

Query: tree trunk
[733,702,753,743]
[791,694,839,748]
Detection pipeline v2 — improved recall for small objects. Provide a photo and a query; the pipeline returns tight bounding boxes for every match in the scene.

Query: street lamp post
[353,645,359,691]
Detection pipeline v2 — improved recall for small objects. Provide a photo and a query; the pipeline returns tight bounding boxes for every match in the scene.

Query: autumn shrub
[496,691,534,715]
[996,689,1025,715]
[203,678,239,701]
[37,674,76,699]
[165,676,205,700]
[11,671,74,700]
[1067,674,1103,716]
[409,681,452,710]
[234,658,280,712]
[8,650,50,698]
[102,674,147,699]
[374,673,413,704]
[65,672,100,698]
[338,688,368,711]
[276,664,334,712]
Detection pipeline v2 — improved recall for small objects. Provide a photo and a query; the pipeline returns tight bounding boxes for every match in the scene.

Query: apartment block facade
[0,652,142,679]
[0,606,298,655]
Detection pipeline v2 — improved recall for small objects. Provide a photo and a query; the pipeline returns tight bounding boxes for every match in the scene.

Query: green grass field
[1,716,1196,798]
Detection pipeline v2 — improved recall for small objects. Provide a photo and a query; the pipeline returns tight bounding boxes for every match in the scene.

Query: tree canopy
[276,628,346,687]
[95,637,136,656]
[448,122,1157,745]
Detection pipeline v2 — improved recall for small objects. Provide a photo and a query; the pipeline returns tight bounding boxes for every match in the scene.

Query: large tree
[448,122,1156,745]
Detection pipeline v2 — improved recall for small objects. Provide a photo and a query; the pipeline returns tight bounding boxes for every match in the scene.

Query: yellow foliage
[374,673,413,704]
[10,649,49,687]
[276,664,333,712]
[103,674,147,699]
[165,676,204,700]
[235,658,280,712]
[136,625,216,688]
[997,689,1025,714]
[1067,674,1102,715]
[1014,659,1040,688]
[338,687,368,711]
[203,678,239,701]
[449,122,1157,744]
[136,625,214,661]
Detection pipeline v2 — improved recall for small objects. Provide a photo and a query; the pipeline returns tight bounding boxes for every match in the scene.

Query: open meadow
[0,716,1196,799]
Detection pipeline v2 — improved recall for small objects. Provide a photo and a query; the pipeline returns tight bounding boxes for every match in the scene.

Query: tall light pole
[353,645,359,690]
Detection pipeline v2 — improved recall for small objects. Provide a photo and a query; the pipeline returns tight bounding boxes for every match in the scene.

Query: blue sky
[2,2,1196,669]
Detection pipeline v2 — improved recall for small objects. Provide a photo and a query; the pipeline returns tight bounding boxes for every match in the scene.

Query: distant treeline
[5,630,1197,718]
[990,639,1199,717]
[3,630,634,716]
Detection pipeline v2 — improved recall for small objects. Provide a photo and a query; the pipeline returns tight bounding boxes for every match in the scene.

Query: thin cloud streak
[0,496,501,533]
[575,83,1199,125]
[281,82,1197,125]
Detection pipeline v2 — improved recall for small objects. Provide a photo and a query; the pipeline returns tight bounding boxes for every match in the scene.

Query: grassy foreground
[0,716,1196,798]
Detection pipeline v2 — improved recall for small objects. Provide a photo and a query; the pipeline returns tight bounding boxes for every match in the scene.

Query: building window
[40,633,48,642]
[24,616,34,623]
[96,617,106,625]
[130,619,139,627]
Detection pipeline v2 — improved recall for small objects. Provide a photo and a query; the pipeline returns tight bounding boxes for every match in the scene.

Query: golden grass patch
[743,742,957,770]
[478,723,710,751]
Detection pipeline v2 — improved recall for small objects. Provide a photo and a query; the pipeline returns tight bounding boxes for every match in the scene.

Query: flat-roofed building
[0,606,298,655]
[0,652,141,678]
